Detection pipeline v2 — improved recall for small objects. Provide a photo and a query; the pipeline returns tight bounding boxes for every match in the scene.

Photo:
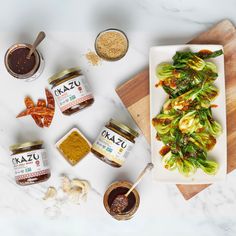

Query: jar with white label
[91,119,139,167]
[48,67,94,115]
[9,141,51,186]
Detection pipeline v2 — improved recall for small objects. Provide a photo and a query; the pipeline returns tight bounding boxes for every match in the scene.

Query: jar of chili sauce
[91,119,139,167]
[9,141,51,186]
[4,43,44,81]
[48,67,94,115]
[103,181,140,220]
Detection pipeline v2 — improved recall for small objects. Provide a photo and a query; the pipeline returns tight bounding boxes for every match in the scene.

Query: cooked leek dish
[152,49,223,177]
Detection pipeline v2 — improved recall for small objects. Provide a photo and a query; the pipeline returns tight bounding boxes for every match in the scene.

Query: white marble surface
[0,0,236,236]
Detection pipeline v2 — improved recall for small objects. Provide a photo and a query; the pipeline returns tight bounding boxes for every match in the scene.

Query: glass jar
[48,67,94,115]
[9,141,51,186]
[103,181,140,221]
[91,119,139,167]
[4,43,44,81]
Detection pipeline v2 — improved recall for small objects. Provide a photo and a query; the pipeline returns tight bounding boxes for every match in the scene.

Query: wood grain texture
[116,20,236,200]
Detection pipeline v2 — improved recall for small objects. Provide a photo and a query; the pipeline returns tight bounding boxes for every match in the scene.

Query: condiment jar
[48,67,94,115]
[91,119,139,167]
[103,181,140,221]
[9,141,51,186]
[4,43,44,81]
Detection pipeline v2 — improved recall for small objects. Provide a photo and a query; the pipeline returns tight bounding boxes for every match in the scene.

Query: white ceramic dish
[149,45,227,184]
[56,127,91,164]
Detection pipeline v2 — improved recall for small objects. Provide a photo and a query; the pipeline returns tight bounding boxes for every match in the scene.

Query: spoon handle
[27,31,46,59]
[125,162,154,197]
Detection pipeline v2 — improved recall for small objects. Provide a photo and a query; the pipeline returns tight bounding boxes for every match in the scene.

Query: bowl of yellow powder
[56,128,91,166]
[95,28,129,61]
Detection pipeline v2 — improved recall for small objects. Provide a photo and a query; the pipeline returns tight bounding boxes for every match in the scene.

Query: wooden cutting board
[116,20,236,200]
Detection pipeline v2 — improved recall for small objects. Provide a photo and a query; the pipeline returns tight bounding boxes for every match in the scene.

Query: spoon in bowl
[27,31,46,59]
[110,162,154,215]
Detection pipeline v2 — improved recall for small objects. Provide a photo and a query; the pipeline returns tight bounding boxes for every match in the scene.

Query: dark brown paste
[8,47,36,75]
[108,187,136,213]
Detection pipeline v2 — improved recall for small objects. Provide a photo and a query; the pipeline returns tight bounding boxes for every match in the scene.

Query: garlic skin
[43,175,90,206]
[43,186,57,200]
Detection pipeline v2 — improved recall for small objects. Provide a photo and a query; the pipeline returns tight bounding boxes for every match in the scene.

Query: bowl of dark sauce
[4,43,43,81]
[103,181,140,220]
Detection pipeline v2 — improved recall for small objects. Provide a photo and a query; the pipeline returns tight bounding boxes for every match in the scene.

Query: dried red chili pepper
[44,89,55,127]
[38,99,46,107]
[44,115,54,127]
[24,97,44,128]
[37,99,46,119]
[17,90,55,128]
[17,107,54,118]
[45,89,55,109]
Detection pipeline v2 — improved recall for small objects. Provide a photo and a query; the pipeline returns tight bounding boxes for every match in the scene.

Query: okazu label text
[52,75,93,112]
[11,149,50,178]
[54,80,81,97]
[92,127,134,165]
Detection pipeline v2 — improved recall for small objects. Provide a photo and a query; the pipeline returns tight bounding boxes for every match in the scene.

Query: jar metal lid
[48,67,81,84]
[10,140,43,152]
[110,119,139,138]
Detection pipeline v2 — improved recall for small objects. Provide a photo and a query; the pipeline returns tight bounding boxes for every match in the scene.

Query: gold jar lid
[48,67,81,84]
[10,141,43,152]
[110,119,139,138]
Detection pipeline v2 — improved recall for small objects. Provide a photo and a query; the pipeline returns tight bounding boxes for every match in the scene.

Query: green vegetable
[176,158,197,177]
[190,132,216,151]
[172,51,209,70]
[197,159,219,175]
[162,151,178,171]
[156,63,175,80]
[152,114,178,135]
[152,49,223,177]
[155,50,222,98]
[198,108,222,136]
[170,83,219,111]
[196,49,223,59]
[205,62,217,73]
[179,111,203,134]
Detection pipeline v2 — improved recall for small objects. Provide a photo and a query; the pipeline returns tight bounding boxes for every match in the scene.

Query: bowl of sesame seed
[94,28,129,61]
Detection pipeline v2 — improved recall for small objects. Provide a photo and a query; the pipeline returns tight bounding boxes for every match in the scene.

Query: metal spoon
[110,163,154,214]
[27,31,46,59]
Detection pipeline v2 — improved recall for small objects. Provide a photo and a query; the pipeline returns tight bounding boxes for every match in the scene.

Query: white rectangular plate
[149,45,227,184]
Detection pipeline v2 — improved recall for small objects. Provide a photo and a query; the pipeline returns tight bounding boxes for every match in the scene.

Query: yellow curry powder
[59,131,90,165]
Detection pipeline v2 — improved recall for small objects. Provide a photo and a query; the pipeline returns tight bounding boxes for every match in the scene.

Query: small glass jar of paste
[91,119,139,167]
[48,67,94,115]
[103,181,140,221]
[4,43,44,81]
[9,141,51,186]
